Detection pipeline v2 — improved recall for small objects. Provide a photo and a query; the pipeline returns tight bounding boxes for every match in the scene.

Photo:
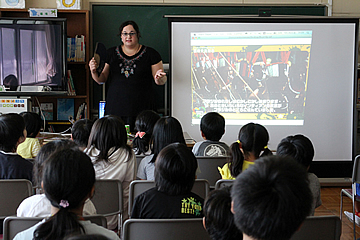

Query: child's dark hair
[33,139,77,187]
[231,155,312,240]
[118,20,141,39]
[72,119,94,148]
[200,112,225,141]
[33,148,95,240]
[150,116,185,163]
[155,143,197,195]
[204,187,243,240]
[276,134,315,169]
[0,113,25,152]
[87,115,133,163]
[20,112,42,138]
[228,123,272,178]
[132,110,160,155]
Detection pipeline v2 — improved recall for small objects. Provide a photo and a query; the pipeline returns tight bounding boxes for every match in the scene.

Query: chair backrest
[128,179,210,216]
[135,155,145,173]
[352,155,360,183]
[290,215,341,240]
[215,179,234,190]
[83,215,107,228]
[3,215,108,240]
[196,156,228,187]
[3,217,42,240]
[91,179,123,216]
[0,179,33,220]
[123,218,211,240]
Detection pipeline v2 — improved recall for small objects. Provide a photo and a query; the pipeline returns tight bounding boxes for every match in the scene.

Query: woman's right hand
[89,57,98,74]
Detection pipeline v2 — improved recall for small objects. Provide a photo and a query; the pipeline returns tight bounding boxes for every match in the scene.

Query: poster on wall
[0,0,25,8]
[57,0,81,10]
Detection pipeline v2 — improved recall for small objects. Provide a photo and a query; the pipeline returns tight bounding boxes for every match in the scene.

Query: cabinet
[0,9,90,126]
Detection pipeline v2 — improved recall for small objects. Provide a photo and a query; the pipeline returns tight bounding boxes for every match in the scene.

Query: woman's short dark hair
[34,148,95,240]
[155,143,197,195]
[0,113,25,152]
[33,139,77,187]
[150,116,185,163]
[132,110,160,155]
[87,115,133,163]
[3,74,18,91]
[118,20,141,39]
[204,187,243,240]
[20,112,42,138]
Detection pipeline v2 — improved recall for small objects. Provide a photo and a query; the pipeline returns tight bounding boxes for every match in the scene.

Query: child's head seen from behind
[200,112,225,141]
[0,113,26,152]
[276,134,315,169]
[20,112,42,138]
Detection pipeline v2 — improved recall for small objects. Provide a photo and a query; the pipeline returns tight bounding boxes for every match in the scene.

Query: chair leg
[340,192,343,221]
[353,196,357,240]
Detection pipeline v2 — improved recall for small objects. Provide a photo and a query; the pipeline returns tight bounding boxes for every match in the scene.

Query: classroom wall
[16,0,360,17]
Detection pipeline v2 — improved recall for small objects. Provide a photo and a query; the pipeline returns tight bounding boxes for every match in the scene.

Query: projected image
[191,31,312,125]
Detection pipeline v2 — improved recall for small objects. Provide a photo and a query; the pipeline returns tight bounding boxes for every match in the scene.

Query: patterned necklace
[116,45,147,78]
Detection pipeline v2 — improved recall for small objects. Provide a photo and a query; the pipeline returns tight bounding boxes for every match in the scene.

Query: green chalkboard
[92,5,326,63]
[91,5,326,112]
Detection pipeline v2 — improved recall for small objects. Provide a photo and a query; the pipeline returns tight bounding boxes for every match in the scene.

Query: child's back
[276,134,321,215]
[84,115,135,226]
[192,112,229,157]
[17,112,42,158]
[0,113,32,181]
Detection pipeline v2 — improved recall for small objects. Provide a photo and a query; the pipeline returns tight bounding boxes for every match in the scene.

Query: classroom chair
[3,215,107,240]
[290,215,341,240]
[122,218,211,240]
[214,179,234,190]
[196,156,228,187]
[128,179,209,217]
[91,179,123,234]
[0,179,33,221]
[135,155,145,173]
[340,155,360,240]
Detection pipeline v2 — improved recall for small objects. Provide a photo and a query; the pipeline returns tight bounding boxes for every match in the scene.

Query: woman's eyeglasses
[121,32,136,37]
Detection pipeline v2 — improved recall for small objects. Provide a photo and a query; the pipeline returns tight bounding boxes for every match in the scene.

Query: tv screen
[0,18,67,91]
[169,17,358,176]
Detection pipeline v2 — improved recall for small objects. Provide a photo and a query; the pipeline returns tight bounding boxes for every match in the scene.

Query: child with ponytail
[218,122,272,179]
[132,110,160,155]
[14,148,119,240]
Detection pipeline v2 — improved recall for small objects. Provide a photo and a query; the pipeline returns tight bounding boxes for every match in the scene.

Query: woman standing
[89,20,166,129]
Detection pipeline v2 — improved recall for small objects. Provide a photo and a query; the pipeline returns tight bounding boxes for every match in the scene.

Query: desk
[184,132,196,148]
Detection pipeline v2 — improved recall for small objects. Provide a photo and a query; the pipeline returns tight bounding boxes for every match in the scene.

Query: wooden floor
[318,187,360,240]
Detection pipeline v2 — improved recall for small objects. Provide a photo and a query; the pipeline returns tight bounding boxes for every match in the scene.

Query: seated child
[85,115,135,228]
[71,119,94,151]
[0,113,32,181]
[132,110,160,155]
[131,143,203,219]
[17,112,42,158]
[14,148,119,240]
[203,187,242,240]
[231,155,312,240]
[192,112,229,157]
[136,116,185,180]
[218,122,272,179]
[17,139,96,217]
[276,134,321,216]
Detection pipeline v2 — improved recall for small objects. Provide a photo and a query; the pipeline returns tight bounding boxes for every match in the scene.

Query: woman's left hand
[155,69,166,80]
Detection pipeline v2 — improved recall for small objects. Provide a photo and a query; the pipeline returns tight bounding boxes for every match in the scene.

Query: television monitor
[0,18,67,92]
[169,16,359,177]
